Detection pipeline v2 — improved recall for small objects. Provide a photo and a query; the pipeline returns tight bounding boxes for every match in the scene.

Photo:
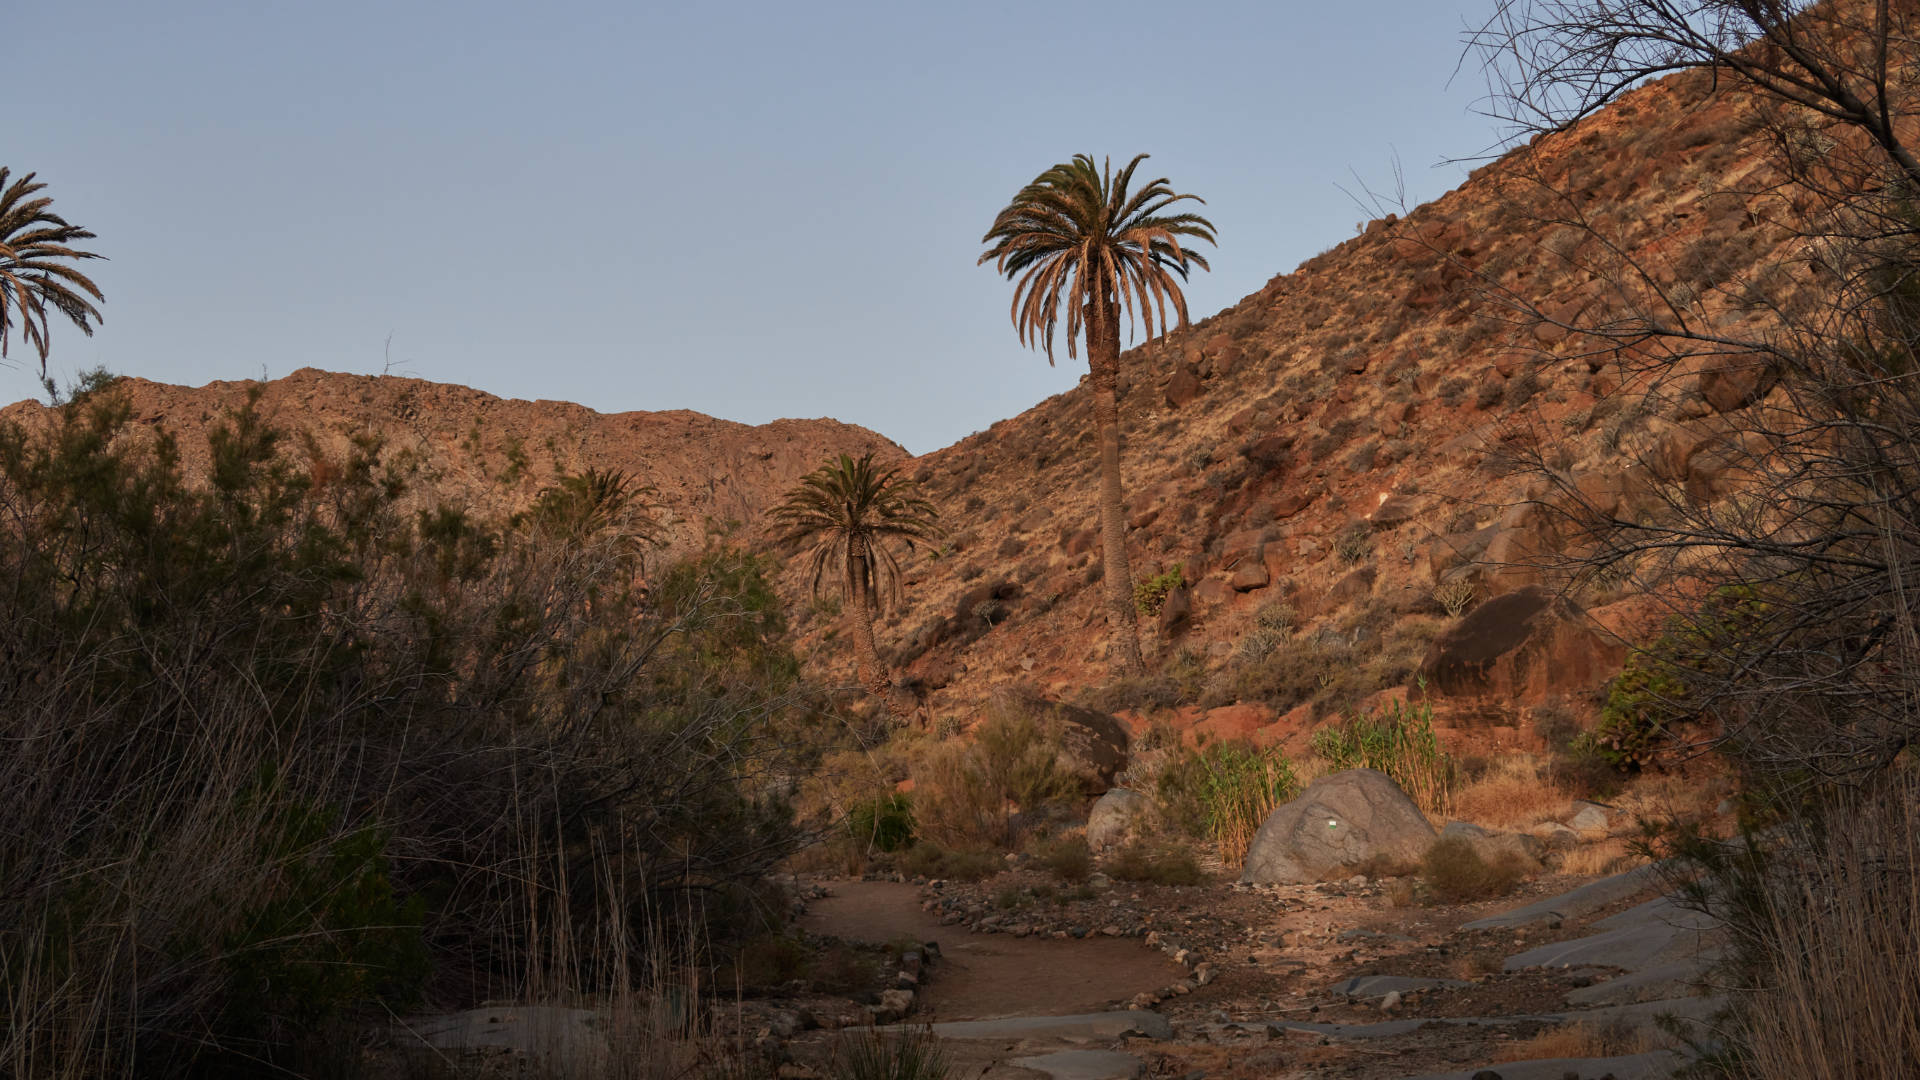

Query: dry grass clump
[1494,1020,1650,1062]
[1558,836,1644,877]
[1718,772,1920,1078]
[1421,838,1528,903]
[907,702,1078,850]
[1450,754,1567,830]
[897,843,1002,882]
[1105,842,1206,886]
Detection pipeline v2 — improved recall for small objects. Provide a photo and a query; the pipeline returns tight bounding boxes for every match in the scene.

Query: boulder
[1156,584,1192,637]
[1367,494,1418,529]
[1699,352,1778,413]
[1189,703,1276,746]
[1164,363,1203,409]
[991,687,1130,793]
[1230,551,1271,592]
[1241,769,1438,884]
[1417,586,1625,709]
[1086,788,1152,853]
[1439,821,1545,872]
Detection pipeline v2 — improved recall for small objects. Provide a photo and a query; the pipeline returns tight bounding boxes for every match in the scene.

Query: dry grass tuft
[1422,837,1528,903]
[1451,754,1568,830]
[1494,1020,1650,1062]
[1558,837,1644,877]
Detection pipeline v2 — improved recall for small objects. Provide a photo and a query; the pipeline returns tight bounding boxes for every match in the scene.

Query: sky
[9,1,1513,454]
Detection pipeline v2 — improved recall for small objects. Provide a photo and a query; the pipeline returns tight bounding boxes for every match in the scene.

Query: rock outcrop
[1417,586,1625,715]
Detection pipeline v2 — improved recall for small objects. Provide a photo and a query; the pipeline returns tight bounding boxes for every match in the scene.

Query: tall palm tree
[980,154,1214,673]
[0,169,105,374]
[771,452,940,721]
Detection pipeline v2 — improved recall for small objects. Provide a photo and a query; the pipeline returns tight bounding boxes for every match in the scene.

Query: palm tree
[980,154,1215,673]
[771,452,940,721]
[0,169,105,374]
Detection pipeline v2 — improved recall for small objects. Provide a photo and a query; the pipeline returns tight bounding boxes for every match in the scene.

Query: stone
[1569,801,1612,836]
[1367,494,1418,529]
[1504,895,1720,972]
[990,686,1130,792]
[1462,864,1663,930]
[1272,485,1320,518]
[1164,363,1203,409]
[1328,565,1377,606]
[1230,552,1271,592]
[1086,788,1153,853]
[1326,975,1471,998]
[1243,434,1293,471]
[1157,584,1192,637]
[1193,578,1233,605]
[1240,768,1439,884]
[896,1011,1172,1041]
[1418,586,1626,709]
[1220,528,1267,566]
[1440,821,1546,871]
[1010,1050,1145,1080]
[1699,352,1778,412]
[871,988,915,1023]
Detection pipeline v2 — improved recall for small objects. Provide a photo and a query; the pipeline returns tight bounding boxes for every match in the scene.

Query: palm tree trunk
[1087,299,1145,675]
[849,538,915,723]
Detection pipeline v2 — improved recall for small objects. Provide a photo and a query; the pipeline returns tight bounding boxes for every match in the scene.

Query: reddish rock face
[1699,353,1778,412]
[1187,703,1277,747]
[1418,586,1625,715]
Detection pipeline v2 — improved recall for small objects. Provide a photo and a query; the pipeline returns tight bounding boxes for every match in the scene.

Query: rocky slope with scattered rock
[782,60,1802,753]
[0,367,902,563]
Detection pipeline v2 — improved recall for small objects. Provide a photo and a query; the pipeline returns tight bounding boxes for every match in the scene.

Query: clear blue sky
[10,1,1506,454]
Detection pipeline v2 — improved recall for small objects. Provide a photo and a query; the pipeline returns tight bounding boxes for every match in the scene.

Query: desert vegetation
[0,375,828,1076]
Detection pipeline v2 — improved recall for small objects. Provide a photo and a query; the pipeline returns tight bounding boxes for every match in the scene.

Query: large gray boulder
[1086,788,1152,853]
[1241,768,1437,884]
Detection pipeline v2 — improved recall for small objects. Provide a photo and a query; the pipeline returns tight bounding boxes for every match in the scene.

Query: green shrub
[848,793,917,853]
[910,701,1079,849]
[1157,742,1299,864]
[1312,697,1457,814]
[0,377,812,1074]
[1028,833,1093,883]
[830,1024,951,1080]
[1134,563,1186,616]
[898,843,1001,882]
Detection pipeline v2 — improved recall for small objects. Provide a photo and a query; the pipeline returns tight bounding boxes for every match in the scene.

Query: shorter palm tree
[771,452,940,721]
[0,169,105,373]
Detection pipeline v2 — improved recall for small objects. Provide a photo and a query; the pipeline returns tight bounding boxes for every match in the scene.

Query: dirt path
[798,880,1181,1021]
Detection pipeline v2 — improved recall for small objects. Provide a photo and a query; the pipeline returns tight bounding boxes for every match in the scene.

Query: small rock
[1377,990,1401,1013]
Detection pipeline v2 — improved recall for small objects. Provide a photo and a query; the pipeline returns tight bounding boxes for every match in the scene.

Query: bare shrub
[1421,838,1527,903]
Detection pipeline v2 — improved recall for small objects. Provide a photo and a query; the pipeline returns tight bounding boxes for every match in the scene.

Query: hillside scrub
[1475,3,1920,1073]
[0,375,817,1076]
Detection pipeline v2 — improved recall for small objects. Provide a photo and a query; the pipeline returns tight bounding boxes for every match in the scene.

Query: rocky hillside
[788,62,1801,750]
[0,367,903,562]
[4,62,1799,753]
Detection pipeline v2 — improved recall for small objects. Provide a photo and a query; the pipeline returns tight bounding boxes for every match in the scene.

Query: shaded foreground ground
[787,868,1721,1080]
[799,880,1183,1020]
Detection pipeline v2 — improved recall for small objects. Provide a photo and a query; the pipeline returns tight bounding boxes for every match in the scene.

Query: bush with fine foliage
[0,375,816,1075]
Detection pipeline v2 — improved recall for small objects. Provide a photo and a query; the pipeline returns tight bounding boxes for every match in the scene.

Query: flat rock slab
[1272,995,1722,1041]
[402,1006,607,1059]
[1464,864,1662,929]
[1327,975,1472,998]
[1008,1050,1144,1080]
[1565,955,1721,1006]
[1506,896,1719,972]
[907,1011,1172,1042]
[1396,1049,1686,1080]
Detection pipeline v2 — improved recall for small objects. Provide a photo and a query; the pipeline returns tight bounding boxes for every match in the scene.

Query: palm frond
[769,451,941,610]
[980,153,1214,364]
[0,169,105,370]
